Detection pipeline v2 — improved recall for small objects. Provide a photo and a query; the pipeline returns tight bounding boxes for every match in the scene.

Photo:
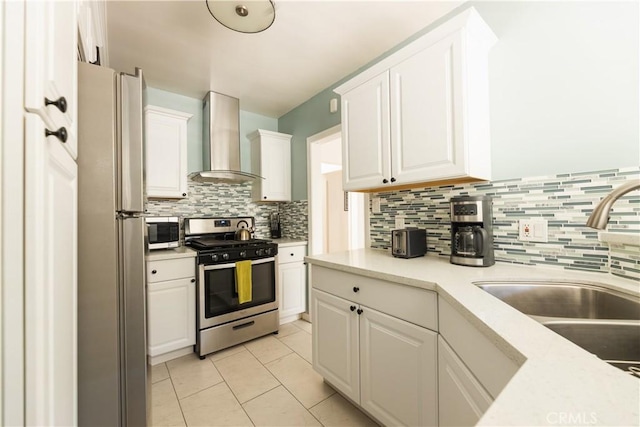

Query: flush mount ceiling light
[206,0,275,34]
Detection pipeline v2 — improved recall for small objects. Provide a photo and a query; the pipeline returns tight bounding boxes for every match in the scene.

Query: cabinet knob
[357,308,363,315]
[382,179,388,184]
[390,177,396,183]
[44,126,67,143]
[353,286,359,293]
[350,305,356,311]
[263,196,267,200]
[45,96,67,113]
[290,253,294,256]
[191,278,196,283]
[182,193,187,197]
[151,270,157,274]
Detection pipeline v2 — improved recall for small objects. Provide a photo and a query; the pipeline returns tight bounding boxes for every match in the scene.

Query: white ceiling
[106,1,462,118]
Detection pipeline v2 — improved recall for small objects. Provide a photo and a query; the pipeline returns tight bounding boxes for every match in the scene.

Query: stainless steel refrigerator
[77,61,148,426]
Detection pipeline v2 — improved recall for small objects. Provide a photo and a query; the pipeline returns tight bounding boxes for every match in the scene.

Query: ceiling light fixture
[206,0,275,34]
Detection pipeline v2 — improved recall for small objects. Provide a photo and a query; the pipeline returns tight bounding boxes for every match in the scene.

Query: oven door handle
[200,257,276,271]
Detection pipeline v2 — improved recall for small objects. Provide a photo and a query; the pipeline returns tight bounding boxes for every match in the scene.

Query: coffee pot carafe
[450,196,495,267]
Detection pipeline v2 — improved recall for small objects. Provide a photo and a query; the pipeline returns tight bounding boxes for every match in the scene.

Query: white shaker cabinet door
[145,106,192,199]
[390,30,466,184]
[341,72,391,191]
[279,261,306,319]
[359,307,438,427]
[311,289,360,403]
[438,336,493,426]
[147,277,196,356]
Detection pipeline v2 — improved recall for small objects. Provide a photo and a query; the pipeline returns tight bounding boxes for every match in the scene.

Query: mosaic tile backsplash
[144,180,308,242]
[370,167,640,280]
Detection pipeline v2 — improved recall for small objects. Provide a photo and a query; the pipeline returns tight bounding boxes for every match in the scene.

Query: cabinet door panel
[279,262,306,319]
[390,30,465,183]
[262,136,291,201]
[342,72,391,191]
[147,278,196,356]
[360,307,437,427]
[311,289,360,403]
[438,336,493,426]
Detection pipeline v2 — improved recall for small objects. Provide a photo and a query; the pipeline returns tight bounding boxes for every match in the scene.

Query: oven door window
[203,259,276,319]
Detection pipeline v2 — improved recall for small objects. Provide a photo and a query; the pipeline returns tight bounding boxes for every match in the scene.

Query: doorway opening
[307,125,368,256]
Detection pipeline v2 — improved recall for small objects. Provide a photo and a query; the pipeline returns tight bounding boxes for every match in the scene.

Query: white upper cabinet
[335,7,497,192]
[145,105,192,199]
[249,130,292,202]
[24,0,78,159]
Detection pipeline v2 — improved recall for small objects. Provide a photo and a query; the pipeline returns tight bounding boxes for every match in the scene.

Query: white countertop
[272,238,308,248]
[145,246,197,261]
[305,248,640,426]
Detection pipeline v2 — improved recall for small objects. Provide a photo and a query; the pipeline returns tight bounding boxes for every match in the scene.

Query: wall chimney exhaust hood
[190,91,263,184]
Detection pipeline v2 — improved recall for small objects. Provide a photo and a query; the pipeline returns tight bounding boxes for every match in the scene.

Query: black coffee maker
[450,195,495,267]
[269,212,281,239]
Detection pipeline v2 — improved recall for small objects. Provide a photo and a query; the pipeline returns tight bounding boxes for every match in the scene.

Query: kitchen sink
[474,281,640,376]
[544,322,640,377]
[474,282,640,320]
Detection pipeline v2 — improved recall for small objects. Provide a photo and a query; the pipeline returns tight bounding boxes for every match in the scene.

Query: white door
[147,278,196,356]
[341,72,391,191]
[24,114,78,426]
[360,307,438,427]
[311,289,360,403]
[279,262,306,319]
[389,30,466,184]
[261,134,291,201]
[438,336,493,426]
[324,171,349,253]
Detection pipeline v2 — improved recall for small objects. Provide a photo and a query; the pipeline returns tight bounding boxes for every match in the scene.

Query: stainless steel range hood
[190,91,263,184]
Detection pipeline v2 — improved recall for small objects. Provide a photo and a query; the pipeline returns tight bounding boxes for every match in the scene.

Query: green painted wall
[279,1,639,201]
[146,87,277,174]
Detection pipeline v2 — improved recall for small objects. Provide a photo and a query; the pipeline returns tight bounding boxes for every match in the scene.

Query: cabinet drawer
[311,266,437,331]
[439,297,519,399]
[147,257,195,283]
[278,245,306,264]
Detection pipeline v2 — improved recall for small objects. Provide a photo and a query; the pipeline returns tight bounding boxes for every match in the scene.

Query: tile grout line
[166,369,190,427]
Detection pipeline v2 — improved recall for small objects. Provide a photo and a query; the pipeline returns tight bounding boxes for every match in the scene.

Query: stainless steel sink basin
[474,282,640,320]
[544,322,640,377]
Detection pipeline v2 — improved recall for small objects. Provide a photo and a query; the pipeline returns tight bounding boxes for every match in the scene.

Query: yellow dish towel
[235,260,253,304]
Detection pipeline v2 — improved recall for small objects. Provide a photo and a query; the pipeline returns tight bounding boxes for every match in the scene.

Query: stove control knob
[211,254,219,262]
[221,253,229,261]
[256,248,264,256]
[265,247,273,256]
[239,251,247,258]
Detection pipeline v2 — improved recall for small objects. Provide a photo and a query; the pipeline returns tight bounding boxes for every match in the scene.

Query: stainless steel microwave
[146,217,180,250]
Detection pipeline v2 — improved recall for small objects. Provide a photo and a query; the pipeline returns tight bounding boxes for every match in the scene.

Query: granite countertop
[305,248,640,426]
[146,246,197,261]
[271,238,308,247]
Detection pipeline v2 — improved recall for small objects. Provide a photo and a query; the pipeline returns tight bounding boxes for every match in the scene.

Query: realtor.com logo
[546,412,598,425]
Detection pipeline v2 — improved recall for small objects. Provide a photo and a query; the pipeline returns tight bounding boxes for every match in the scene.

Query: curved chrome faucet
[586,180,640,229]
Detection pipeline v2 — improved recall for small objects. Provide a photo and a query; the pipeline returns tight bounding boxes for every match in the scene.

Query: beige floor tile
[166,354,224,399]
[310,393,378,427]
[265,353,335,408]
[150,378,186,427]
[206,343,246,363]
[245,335,293,364]
[276,322,303,338]
[151,363,170,384]
[280,330,312,363]
[213,349,279,403]
[179,382,253,427]
[293,319,312,334]
[243,386,321,426]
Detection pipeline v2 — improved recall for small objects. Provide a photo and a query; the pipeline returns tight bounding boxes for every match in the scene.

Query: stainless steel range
[185,217,279,359]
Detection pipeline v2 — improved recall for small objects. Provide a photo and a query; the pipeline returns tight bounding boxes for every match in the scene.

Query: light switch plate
[371,197,381,214]
[395,215,405,229]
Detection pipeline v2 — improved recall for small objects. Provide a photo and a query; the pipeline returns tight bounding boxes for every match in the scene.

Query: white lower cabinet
[146,255,196,362]
[278,243,307,323]
[312,281,438,426]
[438,336,492,426]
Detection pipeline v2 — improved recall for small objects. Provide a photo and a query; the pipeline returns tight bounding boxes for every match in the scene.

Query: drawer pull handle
[45,96,67,113]
[350,305,356,311]
[357,308,363,315]
[353,286,359,293]
[151,270,157,274]
[233,321,255,330]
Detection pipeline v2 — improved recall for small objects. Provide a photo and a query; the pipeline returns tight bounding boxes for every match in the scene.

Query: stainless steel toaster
[392,228,427,258]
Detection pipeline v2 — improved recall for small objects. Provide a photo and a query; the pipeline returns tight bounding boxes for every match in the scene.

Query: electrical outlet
[519,219,548,242]
[371,197,381,214]
[395,215,405,229]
